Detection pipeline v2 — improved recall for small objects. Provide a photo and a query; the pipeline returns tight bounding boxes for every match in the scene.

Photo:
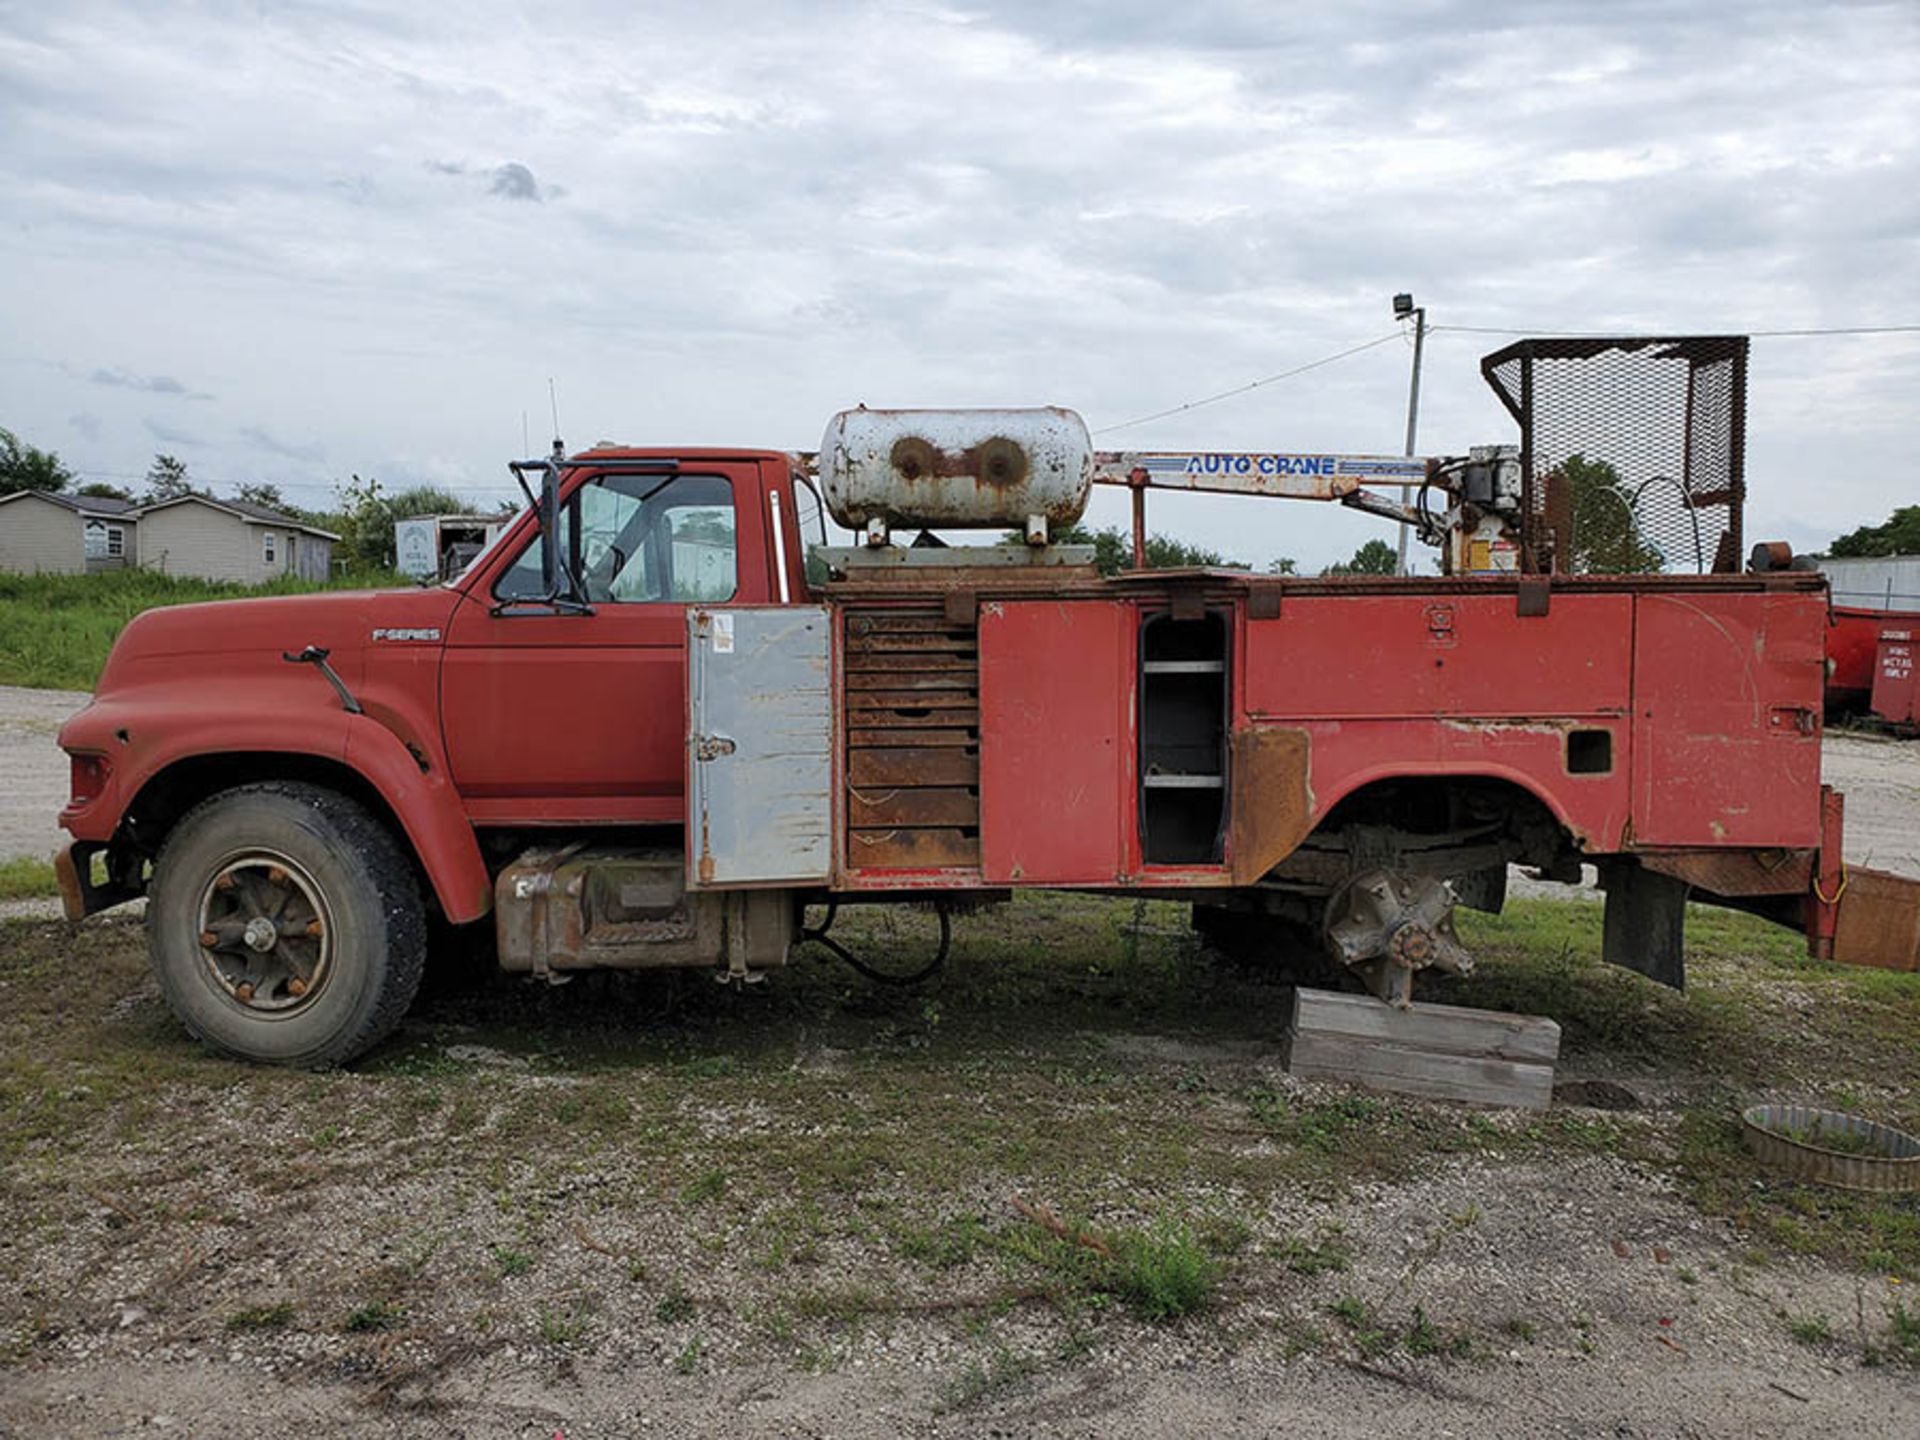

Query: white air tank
[818,407,1093,540]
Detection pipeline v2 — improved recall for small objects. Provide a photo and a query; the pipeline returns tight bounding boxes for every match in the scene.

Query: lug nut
[267,866,288,886]
[287,977,308,998]
[305,919,324,937]
[199,930,218,947]
[214,874,236,891]
[235,983,255,1003]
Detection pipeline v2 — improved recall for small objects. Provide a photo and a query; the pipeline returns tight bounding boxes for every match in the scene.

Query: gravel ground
[3,1154,1914,1439]
[2,904,1918,1439]
[0,686,88,867]
[1819,730,1920,878]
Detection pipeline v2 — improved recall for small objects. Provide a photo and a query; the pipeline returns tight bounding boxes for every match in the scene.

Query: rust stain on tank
[889,435,1032,492]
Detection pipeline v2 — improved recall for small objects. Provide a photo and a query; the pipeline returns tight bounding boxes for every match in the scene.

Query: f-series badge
[370,627,442,643]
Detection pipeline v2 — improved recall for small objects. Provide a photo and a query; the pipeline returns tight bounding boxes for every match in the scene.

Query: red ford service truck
[54,336,1920,1066]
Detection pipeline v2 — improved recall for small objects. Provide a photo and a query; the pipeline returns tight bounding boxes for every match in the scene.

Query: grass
[225,1302,296,1332]
[655,1287,695,1324]
[1787,1312,1833,1345]
[1273,1229,1352,1276]
[492,1246,533,1278]
[536,1303,589,1346]
[343,1301,405,1334]
[0,858,59,901]
[0,568,407,690]
[1108,1219,1221,1320]
[991,1207,1222,1321]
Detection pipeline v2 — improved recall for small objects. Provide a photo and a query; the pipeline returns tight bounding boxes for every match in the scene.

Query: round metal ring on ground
[195,850,335,1016]
[1740,1104,1920,1193]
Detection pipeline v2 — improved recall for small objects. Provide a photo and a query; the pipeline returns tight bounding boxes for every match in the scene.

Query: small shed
[394,514,509,581]
[0,490,140,575]
[137,495,338,583]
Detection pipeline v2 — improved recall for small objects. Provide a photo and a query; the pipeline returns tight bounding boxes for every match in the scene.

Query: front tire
[148,782,426,1067]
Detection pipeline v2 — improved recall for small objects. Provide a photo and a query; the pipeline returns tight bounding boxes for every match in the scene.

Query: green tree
[1267,556,1298,575]
[1322,538,1399,576]
[1015,523,1244,577]
[143,453,194,502]
[344,483,470,569]
[0,427,73,495]
[235,481,286,512]
[75,481,134,502]
[1558,453,1664,574]
[329,472,386,569]
[1828,506,1920,559]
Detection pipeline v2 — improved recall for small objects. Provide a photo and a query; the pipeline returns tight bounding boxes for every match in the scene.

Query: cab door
[441,462,768,823]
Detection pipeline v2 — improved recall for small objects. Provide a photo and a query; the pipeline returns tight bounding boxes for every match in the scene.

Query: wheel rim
[194,849,335,1016]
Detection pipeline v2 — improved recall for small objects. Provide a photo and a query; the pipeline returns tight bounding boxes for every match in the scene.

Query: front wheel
[148,782,426,1067]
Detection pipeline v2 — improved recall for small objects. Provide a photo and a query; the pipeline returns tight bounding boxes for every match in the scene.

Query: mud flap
[1451,864,1508,916]
[1601,860,1688,990]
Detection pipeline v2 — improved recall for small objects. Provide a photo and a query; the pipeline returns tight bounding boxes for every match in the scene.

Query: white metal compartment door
[687,605,833,887]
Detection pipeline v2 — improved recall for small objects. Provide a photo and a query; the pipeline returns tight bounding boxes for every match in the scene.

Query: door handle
[693,734,737,762]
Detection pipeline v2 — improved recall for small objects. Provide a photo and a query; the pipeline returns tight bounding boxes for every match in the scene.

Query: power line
[1095,331,1405,435]
[1435,323,1920,339]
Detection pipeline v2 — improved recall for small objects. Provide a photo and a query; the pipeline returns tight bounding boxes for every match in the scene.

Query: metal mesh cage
[1481,336,1748,575]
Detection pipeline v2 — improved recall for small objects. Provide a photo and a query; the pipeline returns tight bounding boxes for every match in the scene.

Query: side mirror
[540,464,560,600]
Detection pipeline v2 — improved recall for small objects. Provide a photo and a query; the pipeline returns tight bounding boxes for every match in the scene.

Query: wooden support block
[1284,988,1561,1110]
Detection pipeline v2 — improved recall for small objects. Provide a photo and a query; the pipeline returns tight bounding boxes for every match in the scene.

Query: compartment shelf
[1142,660,1225,675]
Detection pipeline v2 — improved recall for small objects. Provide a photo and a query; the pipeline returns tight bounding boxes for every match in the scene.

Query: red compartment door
[979,599,1134,884]
[1630,593,1825,847]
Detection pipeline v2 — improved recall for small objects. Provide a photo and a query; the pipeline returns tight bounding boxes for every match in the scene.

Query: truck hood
[88,588,462,699]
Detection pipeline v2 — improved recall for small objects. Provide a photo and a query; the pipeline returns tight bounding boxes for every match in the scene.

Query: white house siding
[81,517,137,573]
[0,492,84,574]
[244,522,302,584]
[295,533,331,581]
[137,504,255,582]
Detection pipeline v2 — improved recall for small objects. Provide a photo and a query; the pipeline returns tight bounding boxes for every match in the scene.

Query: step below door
[687,605,833,887]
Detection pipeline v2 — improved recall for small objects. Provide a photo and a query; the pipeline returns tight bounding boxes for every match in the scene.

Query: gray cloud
[68,412,102,441]
[91,367,208,399]
[144,418,201,446]
[490,162,542,202]
[240,425,327,463]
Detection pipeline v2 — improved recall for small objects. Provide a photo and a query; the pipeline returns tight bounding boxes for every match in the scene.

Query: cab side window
[496,473,737,604]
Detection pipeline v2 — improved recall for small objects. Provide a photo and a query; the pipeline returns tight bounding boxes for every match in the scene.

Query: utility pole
[1392,292,1427,576]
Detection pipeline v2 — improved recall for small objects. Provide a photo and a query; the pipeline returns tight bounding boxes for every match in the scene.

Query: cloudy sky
[3,0,1916,570]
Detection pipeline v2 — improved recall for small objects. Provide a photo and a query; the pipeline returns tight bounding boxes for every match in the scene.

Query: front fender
[343,714,493,923]
[60,691,491,924]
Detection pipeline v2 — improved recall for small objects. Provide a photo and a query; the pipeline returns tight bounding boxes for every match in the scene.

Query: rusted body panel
[1226,727,1315,885]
